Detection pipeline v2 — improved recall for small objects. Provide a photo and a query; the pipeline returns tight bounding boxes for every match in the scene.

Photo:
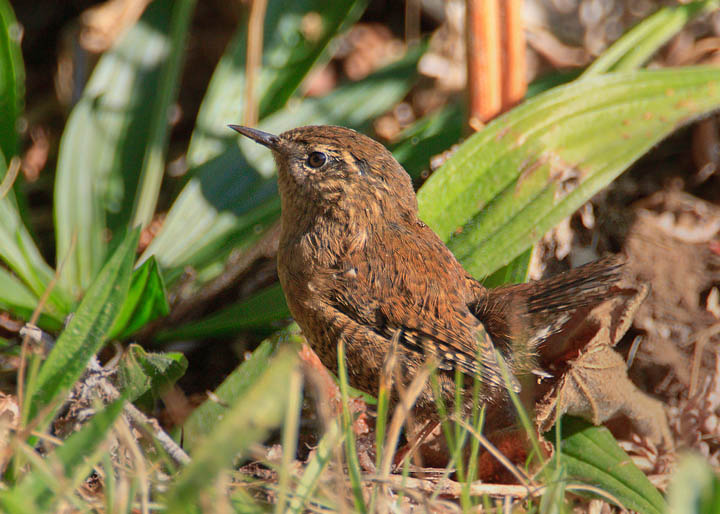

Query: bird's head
[230,125,417,219]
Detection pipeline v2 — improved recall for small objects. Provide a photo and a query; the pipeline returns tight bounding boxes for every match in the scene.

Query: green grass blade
[0,0,23,159]
[288,419,343,512]
[337,340,367,513]
[131,0,196,228]
[0,156,68,313]
[584,0,718,76]
[417,67,720,278]
[54,0,180,295]
[27,229,139,427]
[0,400,124,512]
[164,346,298,511]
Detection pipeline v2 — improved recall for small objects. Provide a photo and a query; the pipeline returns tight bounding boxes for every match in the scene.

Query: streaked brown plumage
[230,124,624,415]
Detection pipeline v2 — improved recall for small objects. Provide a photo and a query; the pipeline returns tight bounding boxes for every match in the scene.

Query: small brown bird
[230,124,624,416]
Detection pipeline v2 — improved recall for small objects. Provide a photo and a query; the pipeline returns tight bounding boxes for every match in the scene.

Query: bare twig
[368,474,543,498]
[19,324,191,466]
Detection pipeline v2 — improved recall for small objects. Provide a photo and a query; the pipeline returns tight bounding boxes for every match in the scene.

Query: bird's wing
[337,220,519,391]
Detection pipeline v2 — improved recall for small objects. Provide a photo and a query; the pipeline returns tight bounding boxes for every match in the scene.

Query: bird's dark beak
[228,125,281,150]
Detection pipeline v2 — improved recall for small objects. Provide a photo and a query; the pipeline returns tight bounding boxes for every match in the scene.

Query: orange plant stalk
[466,0,502,126]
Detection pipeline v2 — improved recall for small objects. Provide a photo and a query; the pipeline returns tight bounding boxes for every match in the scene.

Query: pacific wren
[230,124,625,416]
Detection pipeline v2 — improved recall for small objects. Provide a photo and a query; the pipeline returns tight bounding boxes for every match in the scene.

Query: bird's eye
[307,151,327,168]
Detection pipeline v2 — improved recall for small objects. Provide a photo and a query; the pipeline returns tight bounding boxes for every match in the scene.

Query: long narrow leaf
[0,156,67,313]
[0,0,23,158]
[556,417,666,514]
[584,0,718,76]
[107,256,169,340]
[0,267,62,330]
[186,0,366,172]
[54,0,180,295]
[27,229,139,426]
[417,68,720,277]
[155,283,289,342]
[131,0,196,227]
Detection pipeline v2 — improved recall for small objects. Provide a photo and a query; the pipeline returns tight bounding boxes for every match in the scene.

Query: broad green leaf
[476,2,715,285]
[117,344,187,402]
[553,417,665,514]
[0,0,23,158]
[417,68,720,278]
[166,345,298,510]
[668,454,720,514]
[27,229,139,426]
[54,0,182,295]
[144,45,424,284]
[107,256,169,340]
[584,0,718,76]
[155,283,289,342]
[0,400,124,513]
[0,267,62,330]
[131,0,196,227]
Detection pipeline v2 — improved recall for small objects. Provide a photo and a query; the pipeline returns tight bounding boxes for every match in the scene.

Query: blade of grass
[154,282,289,342]
[0,156,68,314]
[0,267,62,330]
[275,365,303,513]
[107,256,170,340]
[552,416,666,514]
[185,0,366,172]
[164,346,298,511]
[288,419,343,513]
[0,399,124,513]
[337,340,367,513]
